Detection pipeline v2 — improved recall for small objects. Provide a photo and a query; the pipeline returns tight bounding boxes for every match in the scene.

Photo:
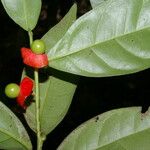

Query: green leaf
[42,3,77,51]
[47,0,150,77]
[24,69,77,135]
[1,0,41,31]
[90,0,107,8]
[24,4,77,136]
[58,107,150,150]
[0,101,32,150]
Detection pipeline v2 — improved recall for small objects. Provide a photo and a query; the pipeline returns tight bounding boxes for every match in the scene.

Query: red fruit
[21,47,48,68]
[17,77,34,109]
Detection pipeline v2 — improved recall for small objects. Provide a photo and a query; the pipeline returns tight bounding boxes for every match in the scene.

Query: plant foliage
[0,102,32,150]
[1,0,41,31]
[47,0,150,77]
[58,107,150,150]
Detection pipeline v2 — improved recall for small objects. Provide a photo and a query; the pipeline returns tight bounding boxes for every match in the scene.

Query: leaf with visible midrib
[1,0,41,31]
[47,0,150,77]
[24,73,77,135]
[0,101,32,150]
[58,107,150,150]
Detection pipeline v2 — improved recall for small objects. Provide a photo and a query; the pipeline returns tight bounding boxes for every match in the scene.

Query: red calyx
[21,47,48,68]
[17,77,34,109]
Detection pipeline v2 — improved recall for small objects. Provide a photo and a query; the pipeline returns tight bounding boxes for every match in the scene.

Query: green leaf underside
[58,107,150,150]
[47,0,150,77]
[24,4,77,135]
[0,101,32,150]
[25,76,76,135]
[42,3,77,52]
[1,0,41,31]
[90,0,107,8]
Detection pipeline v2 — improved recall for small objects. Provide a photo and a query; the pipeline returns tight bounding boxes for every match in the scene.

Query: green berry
[31,39,46,54]
[5,83,20,98]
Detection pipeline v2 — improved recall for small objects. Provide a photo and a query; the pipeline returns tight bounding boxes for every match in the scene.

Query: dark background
[0,0,150,149]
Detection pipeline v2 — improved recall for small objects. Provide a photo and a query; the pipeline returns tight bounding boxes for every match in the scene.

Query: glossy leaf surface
[58,107,150,150]
[90,0,106,8]
[1,0,41,31]
[47,0,150,77]
[0,101,32,150]
[42,4,77,51]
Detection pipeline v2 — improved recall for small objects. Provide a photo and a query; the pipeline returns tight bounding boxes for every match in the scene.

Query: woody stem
[34,68,43,150]
[28,31,44,150]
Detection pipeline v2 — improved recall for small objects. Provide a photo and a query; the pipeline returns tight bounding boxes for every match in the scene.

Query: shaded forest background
[0,0,150,149]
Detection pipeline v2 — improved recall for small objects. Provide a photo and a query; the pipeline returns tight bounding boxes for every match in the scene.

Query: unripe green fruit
[5,83,20,98]
[31,39,46,54]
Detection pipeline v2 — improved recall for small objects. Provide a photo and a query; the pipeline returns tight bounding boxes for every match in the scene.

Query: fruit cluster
[5,77,33,109]
[22,39,48,68]
[5,39,48,110]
